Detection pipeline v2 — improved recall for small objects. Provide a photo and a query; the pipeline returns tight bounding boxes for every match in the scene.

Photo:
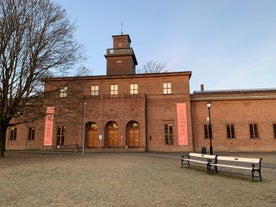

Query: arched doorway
[127,121,140,148]
[86,122,98,148]
[105,121,119,148]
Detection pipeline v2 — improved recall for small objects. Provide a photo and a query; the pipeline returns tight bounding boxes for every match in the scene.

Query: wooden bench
[210,156,262,181]
[181,153,217,173]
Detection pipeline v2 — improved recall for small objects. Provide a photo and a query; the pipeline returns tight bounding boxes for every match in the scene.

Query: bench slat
[182,158,208,164]
[217,156,260,163]
[189,153,216,159]
[212,163,252,170]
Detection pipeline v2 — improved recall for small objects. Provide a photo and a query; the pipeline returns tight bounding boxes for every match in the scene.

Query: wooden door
[87,128,98,148]
[128,128,140,148]
[108,129,119,148]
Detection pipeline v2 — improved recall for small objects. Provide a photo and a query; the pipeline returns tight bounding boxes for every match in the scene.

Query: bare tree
[0,0,84,157]
[137,60,169,74]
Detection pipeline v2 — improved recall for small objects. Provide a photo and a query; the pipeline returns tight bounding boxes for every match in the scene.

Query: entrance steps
[84,147,146,153]
[43,145,146,153]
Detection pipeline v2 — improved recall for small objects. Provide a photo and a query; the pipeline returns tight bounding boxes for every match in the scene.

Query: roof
[43,71,192,82]
[191,88,276,101]
[193,88,276,94]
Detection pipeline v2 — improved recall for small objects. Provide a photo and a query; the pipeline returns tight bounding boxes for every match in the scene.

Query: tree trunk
[0,122,8,157]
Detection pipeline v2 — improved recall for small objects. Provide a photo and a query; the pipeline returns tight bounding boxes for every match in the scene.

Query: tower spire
[120,23,123,35]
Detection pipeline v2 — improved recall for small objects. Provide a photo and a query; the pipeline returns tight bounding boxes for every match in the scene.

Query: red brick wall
[146,95,193,152]
[7,72,193,152]
[112,35,131,48]
[106,56,135,75]
[9,72,276,153]
[191,92,276,152]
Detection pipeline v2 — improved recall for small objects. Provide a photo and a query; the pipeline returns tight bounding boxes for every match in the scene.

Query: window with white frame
[59,86,67,98]
[110,85,118,95]
[130,84,138,94]
[163,83,171,94]
[91,85,99,96]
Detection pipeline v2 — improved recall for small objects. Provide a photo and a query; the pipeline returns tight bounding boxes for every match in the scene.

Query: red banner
[177,103,188,145]
[43,107,55,146]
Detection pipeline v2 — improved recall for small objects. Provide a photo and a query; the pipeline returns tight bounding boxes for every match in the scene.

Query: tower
[105,34,138,75]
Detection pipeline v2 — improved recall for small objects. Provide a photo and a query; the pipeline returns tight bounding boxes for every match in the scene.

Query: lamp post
[207,101,213,155]
[82,102,87,156]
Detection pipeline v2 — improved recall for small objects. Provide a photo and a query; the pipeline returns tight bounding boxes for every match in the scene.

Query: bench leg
[181,160,190,167]
[181,158,190,167]
[251,169,255,181]
[214,166,218,173]
[207,162,211,174]
[255,169,262,181]
[252,169,262,181]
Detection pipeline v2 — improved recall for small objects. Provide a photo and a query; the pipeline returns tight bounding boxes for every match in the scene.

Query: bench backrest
[189,153,217,160]
[217,156,261,164]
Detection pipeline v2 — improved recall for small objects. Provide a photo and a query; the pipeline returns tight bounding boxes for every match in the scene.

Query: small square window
[91,85,99,96]
[110,85,118,95]
[163,83,171,94]
[130,84,138,94]
[59,87,67,98]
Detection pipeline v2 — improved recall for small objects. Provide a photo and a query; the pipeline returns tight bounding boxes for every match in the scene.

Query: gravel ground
[0,151,276,207]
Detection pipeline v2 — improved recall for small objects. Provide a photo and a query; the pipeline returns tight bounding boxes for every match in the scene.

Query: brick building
[191,88,276,152]
[6,34,276,152]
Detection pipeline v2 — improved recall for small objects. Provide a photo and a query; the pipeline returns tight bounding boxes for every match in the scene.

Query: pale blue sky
[53,0,276,92]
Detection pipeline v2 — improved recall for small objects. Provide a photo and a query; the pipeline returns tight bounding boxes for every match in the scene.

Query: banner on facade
[43,107,55,146]
[177,103,188,145]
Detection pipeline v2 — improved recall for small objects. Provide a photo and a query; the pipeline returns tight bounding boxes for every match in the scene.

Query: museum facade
[6,34,276,152]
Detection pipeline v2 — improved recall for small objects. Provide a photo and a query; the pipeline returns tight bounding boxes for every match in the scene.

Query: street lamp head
[207,101,212,108]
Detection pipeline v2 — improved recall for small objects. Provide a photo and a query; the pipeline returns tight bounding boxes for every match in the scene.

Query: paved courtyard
[0,151,276,207]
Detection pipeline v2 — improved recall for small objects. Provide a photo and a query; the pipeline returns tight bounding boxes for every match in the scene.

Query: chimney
[200,84,204,92]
